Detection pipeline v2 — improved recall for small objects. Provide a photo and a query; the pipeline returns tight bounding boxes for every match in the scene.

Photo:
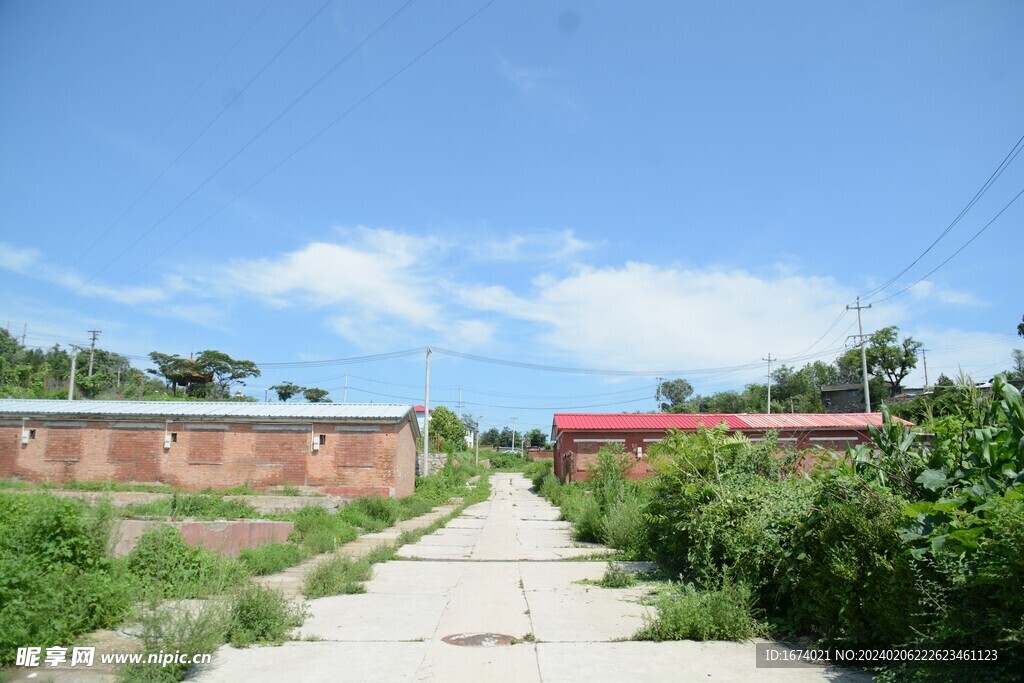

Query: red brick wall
[0,415,420,498]
[554,427,873,482]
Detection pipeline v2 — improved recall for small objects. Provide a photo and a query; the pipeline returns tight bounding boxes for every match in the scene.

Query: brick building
[0,400,420,497]
[551,412,909,482]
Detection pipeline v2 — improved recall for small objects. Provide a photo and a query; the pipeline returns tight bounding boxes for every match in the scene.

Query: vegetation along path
[195,473,871,682]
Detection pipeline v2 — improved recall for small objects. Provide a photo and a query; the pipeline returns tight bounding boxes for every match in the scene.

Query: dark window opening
[170,433,178,443]
[318,434,327,446]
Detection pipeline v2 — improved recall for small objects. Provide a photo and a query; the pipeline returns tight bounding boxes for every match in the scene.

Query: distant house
[413,405,433,434]
[820,384,865,413]
[0,399,420,497]
[550,412,910,482]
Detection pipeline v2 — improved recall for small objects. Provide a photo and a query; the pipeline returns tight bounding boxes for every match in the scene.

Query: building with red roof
[550,412,909,482]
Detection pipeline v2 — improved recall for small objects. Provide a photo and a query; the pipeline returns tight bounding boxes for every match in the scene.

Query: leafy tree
[303,387,331,403]
[525,428,547,448]
[1018,314,1024,338]
[659,378,694,412]
[194,350,260,396]
[480,427,500,446]
[147,352,211,395]
[428,406,467,453]
[271,382,304,402]
[1007,349,1024,381]
[865,326,922,394]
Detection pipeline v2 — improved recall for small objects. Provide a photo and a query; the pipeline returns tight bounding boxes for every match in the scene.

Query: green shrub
[634,580,765,642]
[126,526,247,598]
[524,459,553,487]
[291,507,358,555]
[226,584,307,647]
[122,494,259,520]
[119,597,228,682]
[538,473,562,503]
[601,488,650,557]
[348,496,400,525]
[303,556,372,598]
[599,564,637,588]
[238,542,306,575]
[489,451,532,470]
[0,494,134,665]
[784,480,917,646]
[566,491,603,543]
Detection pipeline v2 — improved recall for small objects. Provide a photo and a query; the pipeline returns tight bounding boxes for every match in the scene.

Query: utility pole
[21,323,27,346]
[68,345,81,400]
[458,386,463,421]
[475,415,483,466]
[343,375,348,403]
[510,417,518,452]
[846,297,873,413]
[87,330,101,377]
[423,348,432,476]
[655,377,663,411]
[922,349,929,390]
[762,354,776,414]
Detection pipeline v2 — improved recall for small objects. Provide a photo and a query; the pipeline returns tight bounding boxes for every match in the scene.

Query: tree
[1006,349,1024,381]
[428,406,467,453]
[659,378,694,412]
[1018,315,1024,338]
[525,428,547,448]
[865,326,923,394]
[271,382,304,402]
[195,350,260,396]
[480,427,500,446]
[303,387,331,403]
[147,352,212,395]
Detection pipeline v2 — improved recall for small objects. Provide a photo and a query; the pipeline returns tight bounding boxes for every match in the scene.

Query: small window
[29,429,36,439]
[170,433,178,443]
[318,434,327,446]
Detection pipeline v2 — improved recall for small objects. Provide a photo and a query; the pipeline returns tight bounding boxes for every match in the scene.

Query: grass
[226,583,308,647]
[633,580,766,642]
[121,494,261,520]
[0,478,176,494]
[600,563,638,588]
[238,542,305,576]
[118,597,228,682]
[126,526,248,599]
[303,556,373,598]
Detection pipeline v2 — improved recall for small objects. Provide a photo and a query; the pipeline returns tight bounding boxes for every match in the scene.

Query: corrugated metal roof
[553,413,749,431]
[0,399,415,421]
[552,412,909,433]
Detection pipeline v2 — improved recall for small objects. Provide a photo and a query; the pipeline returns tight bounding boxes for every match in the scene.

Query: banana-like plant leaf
[916,468,949,492]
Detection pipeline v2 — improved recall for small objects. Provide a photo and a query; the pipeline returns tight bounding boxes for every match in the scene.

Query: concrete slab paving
[193,641,429,683]
[414,641,540,683]
[196,473,871,682]
[297,593,449,641]
[537,642,873,683]
[363,560,467,594]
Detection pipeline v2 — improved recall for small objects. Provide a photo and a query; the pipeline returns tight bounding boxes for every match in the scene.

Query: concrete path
[196,473,872,683]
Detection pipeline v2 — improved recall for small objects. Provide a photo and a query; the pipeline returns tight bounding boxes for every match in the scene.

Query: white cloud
[0,241,170,305]
[466,229,592,264]
[461,262,871,380]
[497,56,558,93]
[905,280,982,307]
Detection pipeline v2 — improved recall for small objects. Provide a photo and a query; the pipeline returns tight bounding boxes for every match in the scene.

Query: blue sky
[2,0,1022,436]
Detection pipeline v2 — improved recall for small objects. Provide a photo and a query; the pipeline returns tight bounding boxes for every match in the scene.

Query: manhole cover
[442,633,517,647]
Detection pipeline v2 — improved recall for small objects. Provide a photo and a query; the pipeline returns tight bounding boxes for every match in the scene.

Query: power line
[62,0,277,272]
[107,0,493,293]
[53,0,335,305]
[862,133,1024,302]
[869,184,1024,304]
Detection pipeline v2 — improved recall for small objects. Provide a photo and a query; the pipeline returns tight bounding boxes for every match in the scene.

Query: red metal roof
[552,412,908,433]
